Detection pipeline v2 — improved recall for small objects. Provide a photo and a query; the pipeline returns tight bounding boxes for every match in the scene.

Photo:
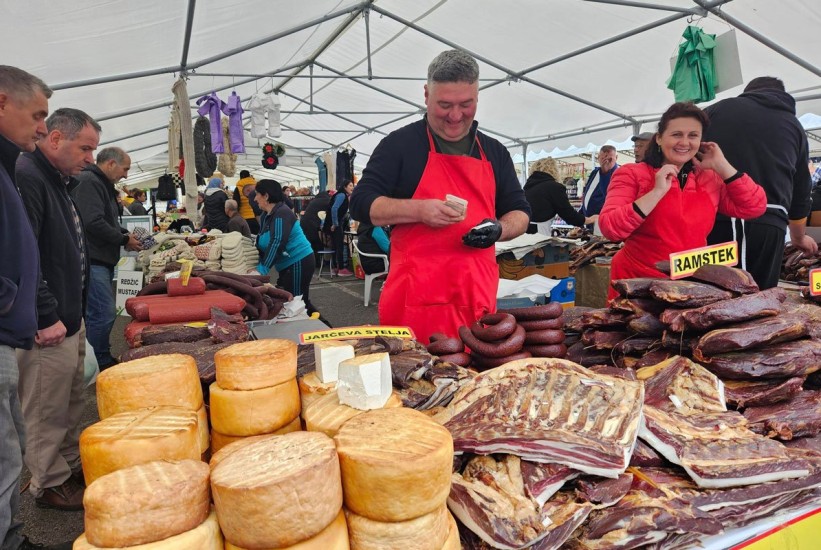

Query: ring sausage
[429,332,448,343]
[436,352,471,367]
[427,337,465,356]
[504,302,564,321]
[518,317,564,331]
[470,313,517,341]
[471,350,532,370]
[523,344,568,358]
[459,324,525,358]
[523,329,565,345]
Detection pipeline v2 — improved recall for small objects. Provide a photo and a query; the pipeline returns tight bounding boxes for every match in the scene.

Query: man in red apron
[349,50,531,343]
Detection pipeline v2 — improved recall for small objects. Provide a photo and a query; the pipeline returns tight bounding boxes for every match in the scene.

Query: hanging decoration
[248,92,282,138]
[222,91,246,153]
[196,92,225,153]
[261,142,279,170]
[667,25,718,103]
[217,117,237,177]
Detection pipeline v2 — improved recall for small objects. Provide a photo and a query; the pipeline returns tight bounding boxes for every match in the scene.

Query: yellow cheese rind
[298,372,337,409]
[215,339,297,390]
[209,379,300,436]
[73,508,222,550]
[302,390,402,438]
[211,432,343,548]
[334,408,453,522]
[345,505,449,550]
[83,459,210,547]
[80,407,200,485]
[224,509,349,549]
[210,417,302,455]
[441,512,459,550]
[96,354,203,419]
[196,405,209,454]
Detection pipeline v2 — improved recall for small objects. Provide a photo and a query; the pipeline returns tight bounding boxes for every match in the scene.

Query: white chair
[315,212,335,278]
[353,239,389,307]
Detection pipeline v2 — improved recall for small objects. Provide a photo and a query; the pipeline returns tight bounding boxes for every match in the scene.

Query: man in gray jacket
[71,147,141,369]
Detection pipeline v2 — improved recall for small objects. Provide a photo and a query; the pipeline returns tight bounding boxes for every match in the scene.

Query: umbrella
[667,25,718,103]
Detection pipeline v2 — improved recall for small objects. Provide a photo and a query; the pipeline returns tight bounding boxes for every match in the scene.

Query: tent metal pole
[516,118,660,144]
[694,0,821,78]
[369,4,637,124]
[191,72,505,82]
[583,0,703,14]
[805,132,821,144]
[521,144,528,185]
[99,124,168,146]
[275,87,385,138]
[277,110,418,115]
[179,0,197,71]
[309,64,314,113]
[796,93,821,102]
[365,8,373,80]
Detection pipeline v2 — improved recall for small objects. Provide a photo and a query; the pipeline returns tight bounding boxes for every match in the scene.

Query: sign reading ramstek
[300,325,415,344]
[669,241,738,280]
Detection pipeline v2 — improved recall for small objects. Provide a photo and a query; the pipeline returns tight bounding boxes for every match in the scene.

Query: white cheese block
[224,509,349,550]
[209,379,300,436]
[337,353,392,410]
[441,511,459,550]
[79,407,200,485]
[83,459,210,547]
[210,417,302,456]
[215,339,297,390]
[302,390,403,438]
[196,405,209,454]
[211,432,343,548]
[314,341,355,383]
[334,408,453,522]
[345,505,449,550]
[96,354,203,419]
[73,508,222,550]
[298,372,337,409]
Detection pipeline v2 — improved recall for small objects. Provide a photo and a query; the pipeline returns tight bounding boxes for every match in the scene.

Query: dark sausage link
[504,302,564,321]
[470,313,517,341]
[137,281,168,296]
[518,317,564,331]
[261,285,294,302]
[436,352,471,367]
[471,350,532,370]
[524,329,565,345]
[427,337,465,356]
[459,324,525,358]
[523,344,568,358]
[429,332,448,343]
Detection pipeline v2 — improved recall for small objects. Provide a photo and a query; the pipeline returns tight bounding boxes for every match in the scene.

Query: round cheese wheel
[73,508,223,550]
[345,505,449,550]
[84,459,210,547]
[441,512,459,550]
[209,379,300,436]
[224,509,349,549]
[211,432,343,548]
[215,339,297,390]
[298,372,337,409]
[196,405,209,454]
[210,417,301,456]
[302,391,402,438]
[96,354,203,419]
[334,408,453,522]
[79,407,200,485]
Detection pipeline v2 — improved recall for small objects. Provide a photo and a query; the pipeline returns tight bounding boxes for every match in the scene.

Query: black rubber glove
[462,218,503,249]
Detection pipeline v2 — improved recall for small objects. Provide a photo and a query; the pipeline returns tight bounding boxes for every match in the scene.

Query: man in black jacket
[71,147,142,369]
[705,77,817,288]
[16,107,100,512]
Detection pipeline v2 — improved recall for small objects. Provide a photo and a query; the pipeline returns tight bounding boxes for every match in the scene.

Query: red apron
[378,126,498,342]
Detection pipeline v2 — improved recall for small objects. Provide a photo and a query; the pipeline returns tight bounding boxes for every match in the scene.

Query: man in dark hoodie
[705,77,817,288]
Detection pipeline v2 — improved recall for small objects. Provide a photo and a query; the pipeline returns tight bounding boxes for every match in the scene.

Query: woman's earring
[657,144,662,152]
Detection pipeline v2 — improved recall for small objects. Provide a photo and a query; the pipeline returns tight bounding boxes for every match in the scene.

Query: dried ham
[689,264,759,294]
[609,298,667,316]
[744,391,821,440]
[634,350,673,369]
[629,440,665,467]
[611,278,659,298]
[576,473,634,506]
[627,312,666,337]
[581,330,631,350]
[637,356,726,414]
[588,365,637,381]
[675,287,785,331]
[723,377,805,408]
[579,309,630,329]
[521,461,579,506]
[613,336,658,356]
[564,306,595,332]
[696,338,821,380]
[565,341,613,368]
[648,280,733,308]
[693,314,809,358]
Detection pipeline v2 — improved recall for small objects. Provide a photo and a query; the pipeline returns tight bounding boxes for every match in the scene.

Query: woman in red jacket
[599,102,767,300]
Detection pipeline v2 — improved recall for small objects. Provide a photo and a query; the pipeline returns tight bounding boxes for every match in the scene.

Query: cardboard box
[496,277,575,310]
[498,243,572,280]
[574,264,611,308]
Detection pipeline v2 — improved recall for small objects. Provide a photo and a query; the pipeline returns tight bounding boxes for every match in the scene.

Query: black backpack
[156,173,176,201]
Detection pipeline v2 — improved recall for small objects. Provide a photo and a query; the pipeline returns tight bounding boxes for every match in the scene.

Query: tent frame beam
[179,0,197,71]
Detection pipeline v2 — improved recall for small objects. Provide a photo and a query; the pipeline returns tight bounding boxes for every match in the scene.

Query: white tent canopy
[6,0,821,188]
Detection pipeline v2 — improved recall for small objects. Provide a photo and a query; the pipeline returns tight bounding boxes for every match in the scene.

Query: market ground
[17,273,381,546]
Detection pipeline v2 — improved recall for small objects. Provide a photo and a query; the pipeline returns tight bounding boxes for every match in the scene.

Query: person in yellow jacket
[234,169,260,233]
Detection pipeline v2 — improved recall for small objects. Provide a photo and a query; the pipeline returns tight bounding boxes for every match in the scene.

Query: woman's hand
[693,141,736,179]
[654,164,678,195]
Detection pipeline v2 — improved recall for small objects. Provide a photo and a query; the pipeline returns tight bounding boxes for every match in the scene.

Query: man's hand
[584,214,599,226]
[420,199,466,228]
[35,320,66,347]
[125,235,143,252]
[792,234,819,256]
[463,218,503,249]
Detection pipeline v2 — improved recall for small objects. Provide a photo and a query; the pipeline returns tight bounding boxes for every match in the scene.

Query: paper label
[179,259,193,285]
[669,241,738,279]
[300,325,415,344]
[810,268,821,296]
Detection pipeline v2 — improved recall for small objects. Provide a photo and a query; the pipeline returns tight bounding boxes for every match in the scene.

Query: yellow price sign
[669,241,738,280]
[810,268,821,296]
[300,325,415,344]
[178,259,194,286]
[733,506,821,549]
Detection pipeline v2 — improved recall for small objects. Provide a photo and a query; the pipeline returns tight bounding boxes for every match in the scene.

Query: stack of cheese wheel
[334,408,459,550]
[74,459,223,549]
[211,431,349,549]
[95,354,208,455]
[209,339,302,454]
[301,390,403,438]
[79,406,201,485]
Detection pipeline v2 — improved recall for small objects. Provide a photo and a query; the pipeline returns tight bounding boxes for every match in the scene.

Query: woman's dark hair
[255,179,284,203]
[337,180,353,193]
[643,101,710,167]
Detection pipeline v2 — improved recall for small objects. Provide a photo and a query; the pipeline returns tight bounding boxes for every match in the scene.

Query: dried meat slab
[744,391,821,440]
[649,280,734,308]
[689,264,759,294]
[723,377,804,408]
[629,440,666,467]
[565,342,613,368]
[439,359,644,478]
[613,336,658,356]
[576,473,634,506]
[696,339,821,380]
[628,313,667,337]
[521,461,580,506]
[580,309,630,329]
[564,306,596,332]
[639,406,811,488]
[637,356,726,414]
[676,288,785,331]
[693,314,809,359]
[611,278,660,298]
[609,298,667,316]
[581,330,631,350]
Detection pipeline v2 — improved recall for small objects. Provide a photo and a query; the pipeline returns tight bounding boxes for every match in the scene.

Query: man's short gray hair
[46,107,101,140]
[427,50,479,85]
[97,147,128,166]
[225,199,238,212]
[0,65,52,102]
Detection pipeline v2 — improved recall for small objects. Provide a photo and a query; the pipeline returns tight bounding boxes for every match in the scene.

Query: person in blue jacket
[254,179,317,314]
[356,222,390,274]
